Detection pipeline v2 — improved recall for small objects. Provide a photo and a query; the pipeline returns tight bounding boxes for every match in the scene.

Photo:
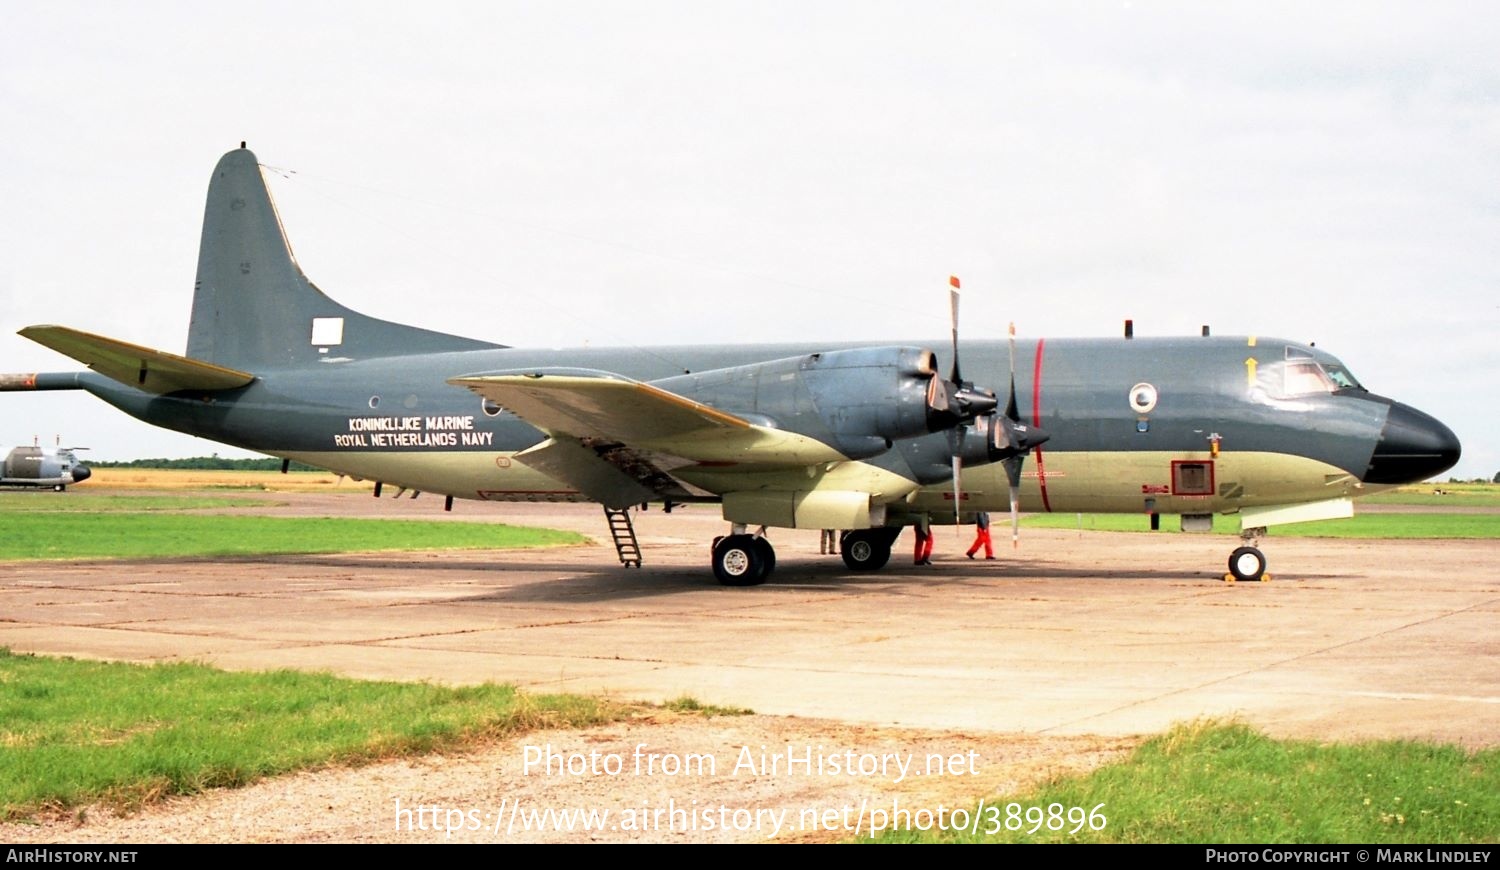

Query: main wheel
[713,534,769,586]
[752,537,776,577]
[1227,546,1267,583]
[840,528,893,572]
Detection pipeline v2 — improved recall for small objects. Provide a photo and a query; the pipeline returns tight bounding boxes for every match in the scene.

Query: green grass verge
[873,721,1499,844]
[0,494,270,513]
[0,649,621,819]
[0,514,586,560]
[1364,483,1500,508]
[1021,512,1500,539]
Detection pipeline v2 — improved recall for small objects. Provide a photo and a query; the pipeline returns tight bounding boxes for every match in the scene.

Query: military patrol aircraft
[0,439,91,491]
[0,146,1461,584]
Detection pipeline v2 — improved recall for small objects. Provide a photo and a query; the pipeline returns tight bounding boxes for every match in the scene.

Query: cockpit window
[1322,364,1361,390]
[1281,361,1363,396]
[1284,362,1333,395]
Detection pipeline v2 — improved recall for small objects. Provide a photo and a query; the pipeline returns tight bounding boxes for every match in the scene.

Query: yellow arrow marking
[1246,357,1259,388]
[1247,335,1257,347]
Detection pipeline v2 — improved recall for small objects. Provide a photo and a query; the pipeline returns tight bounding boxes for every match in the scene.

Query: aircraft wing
[19,326,255,393]
[450,370,847,509]
[509,436,696,509]
[448,371,846,466]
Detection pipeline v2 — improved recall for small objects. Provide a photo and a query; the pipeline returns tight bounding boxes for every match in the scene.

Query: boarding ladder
[604,507,642,568]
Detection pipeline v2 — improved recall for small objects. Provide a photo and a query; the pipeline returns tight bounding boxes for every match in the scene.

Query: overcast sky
[2,2,1496,479]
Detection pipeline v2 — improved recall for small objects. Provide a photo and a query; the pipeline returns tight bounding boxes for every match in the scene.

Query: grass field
[875,720,1499,844]
[0,494,272,513]
[0,514,585,560]
[1021,512,1500,539]
[1363,482,1500,508]
[0,489,586,560]
[76,468,378,492]
[0,649,620,819]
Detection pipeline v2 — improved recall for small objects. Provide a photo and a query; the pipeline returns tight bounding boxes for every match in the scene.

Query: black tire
[713,534,768,586]
[841,528,893,572]
[1227,546,1267,583]
[752,537,776,577]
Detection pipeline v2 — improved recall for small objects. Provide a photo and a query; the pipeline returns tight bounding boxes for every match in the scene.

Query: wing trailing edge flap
[513,436,699,510]
[19,326,255,394]
[448,371,847,466]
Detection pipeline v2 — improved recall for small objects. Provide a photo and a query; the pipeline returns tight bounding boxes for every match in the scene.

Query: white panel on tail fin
[310,317,345,346]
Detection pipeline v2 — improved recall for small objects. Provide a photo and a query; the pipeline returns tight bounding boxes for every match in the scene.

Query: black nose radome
[71,465,91,483]
[1363,402,1461,485]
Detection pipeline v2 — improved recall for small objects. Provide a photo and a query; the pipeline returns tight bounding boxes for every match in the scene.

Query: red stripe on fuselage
[1031,337,1052,512]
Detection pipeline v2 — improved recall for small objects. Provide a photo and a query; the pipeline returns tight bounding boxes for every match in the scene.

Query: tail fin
[187,147,502,370]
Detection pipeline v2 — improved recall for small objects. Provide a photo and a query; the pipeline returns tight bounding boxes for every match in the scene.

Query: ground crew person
[913,515,933,565]
[966,511,995,560]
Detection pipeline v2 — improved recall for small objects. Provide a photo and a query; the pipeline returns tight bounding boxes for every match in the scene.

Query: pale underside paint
[281,448,1366,529]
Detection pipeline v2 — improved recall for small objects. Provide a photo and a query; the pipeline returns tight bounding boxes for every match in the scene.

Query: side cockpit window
[1322,364,1361,390]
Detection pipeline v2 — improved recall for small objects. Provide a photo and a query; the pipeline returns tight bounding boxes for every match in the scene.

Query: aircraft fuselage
[68,333,1449,522]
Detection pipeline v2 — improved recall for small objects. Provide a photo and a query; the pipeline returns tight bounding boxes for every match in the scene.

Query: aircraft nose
[1363,402,1461,485]
[71,465,91,483]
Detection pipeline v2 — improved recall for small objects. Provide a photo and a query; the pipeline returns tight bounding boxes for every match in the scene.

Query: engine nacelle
[653,346,940,460]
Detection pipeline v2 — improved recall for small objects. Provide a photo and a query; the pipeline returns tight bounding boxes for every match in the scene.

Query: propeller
[995,321,1050,547]
[922,277,1047,540]
[928,277,998,530]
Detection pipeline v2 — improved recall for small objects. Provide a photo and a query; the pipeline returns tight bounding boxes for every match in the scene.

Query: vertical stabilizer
[187,147,500,370]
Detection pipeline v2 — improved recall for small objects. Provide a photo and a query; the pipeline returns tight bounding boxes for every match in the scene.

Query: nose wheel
[1224,527,1271,583]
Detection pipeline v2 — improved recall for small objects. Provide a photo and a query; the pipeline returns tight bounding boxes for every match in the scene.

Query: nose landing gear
[1224,527,1271,583]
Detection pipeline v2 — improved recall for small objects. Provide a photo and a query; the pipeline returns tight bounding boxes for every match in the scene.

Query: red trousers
[913,528,933,564]
[966,527,993,558]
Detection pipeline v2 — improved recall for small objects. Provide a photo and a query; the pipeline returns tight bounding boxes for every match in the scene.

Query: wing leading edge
[449,370,852,508]
[449,371,847,466]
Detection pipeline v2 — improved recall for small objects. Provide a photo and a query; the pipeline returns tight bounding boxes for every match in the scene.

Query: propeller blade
[949,280,961,384]
[1009,488,1021,548]
[1005,454,1024,548]
[952,453,964,533]
[1005,322,1020,422]
[1001,322,1040,550]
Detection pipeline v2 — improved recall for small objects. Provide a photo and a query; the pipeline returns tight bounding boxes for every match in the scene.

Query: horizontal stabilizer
[19,325,255,394]
[449,370,846,466]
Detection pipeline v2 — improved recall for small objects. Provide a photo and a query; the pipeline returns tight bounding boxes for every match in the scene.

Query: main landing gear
[712,526,775,586]
[1224,527,1271,583]
[709,526,903,585]
[839,527,900,572]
